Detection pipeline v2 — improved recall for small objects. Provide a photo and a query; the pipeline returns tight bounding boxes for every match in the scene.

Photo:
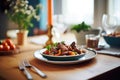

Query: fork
[23,59,47,78]
[18,62,33,80]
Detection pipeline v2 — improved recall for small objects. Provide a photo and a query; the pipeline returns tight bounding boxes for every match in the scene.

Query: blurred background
[0,0,120,39]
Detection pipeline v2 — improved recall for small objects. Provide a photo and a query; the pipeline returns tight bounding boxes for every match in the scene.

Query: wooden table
[0,33,120,80]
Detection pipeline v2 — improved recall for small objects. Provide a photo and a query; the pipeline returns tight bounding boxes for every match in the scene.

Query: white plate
[33,49,97,64]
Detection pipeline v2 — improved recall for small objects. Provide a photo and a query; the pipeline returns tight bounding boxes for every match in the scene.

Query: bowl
[103,36,120,47]
[40,49,86,61]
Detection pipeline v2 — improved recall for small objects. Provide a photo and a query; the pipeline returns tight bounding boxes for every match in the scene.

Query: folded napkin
[97,47,120,56]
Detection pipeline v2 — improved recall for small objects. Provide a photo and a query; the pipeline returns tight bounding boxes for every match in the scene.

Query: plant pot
[17,30,28,45]
[72,29,100,45]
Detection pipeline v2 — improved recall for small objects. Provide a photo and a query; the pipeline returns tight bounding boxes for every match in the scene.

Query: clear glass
[52,15,68,42]
[102,14,118,34]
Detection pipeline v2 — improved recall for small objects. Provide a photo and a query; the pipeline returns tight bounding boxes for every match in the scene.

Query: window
[108,0,120,25]
[53,0,120,28]
[53,0,94,34]
[62,0,94,25]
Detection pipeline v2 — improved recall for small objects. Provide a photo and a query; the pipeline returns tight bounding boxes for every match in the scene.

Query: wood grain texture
[0,34,120,80]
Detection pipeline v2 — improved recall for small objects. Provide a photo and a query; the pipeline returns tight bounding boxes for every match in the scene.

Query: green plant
[5,0,41,31]
[71,21,91,32]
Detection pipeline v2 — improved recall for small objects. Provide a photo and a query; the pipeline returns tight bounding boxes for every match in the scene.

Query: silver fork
[18,62,33,80]
[23,59,47,78]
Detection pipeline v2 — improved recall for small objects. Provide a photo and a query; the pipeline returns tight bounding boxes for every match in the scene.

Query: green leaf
[53,42,58,47]
[71,21,91,32]
[61,41,65,44]
[46,45,52,51]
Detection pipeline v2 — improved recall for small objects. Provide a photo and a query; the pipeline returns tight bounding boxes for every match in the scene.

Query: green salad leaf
[46,45,52,51]
[45,41,65,51]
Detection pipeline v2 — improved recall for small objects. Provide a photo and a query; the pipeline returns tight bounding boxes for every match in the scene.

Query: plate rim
[33,49,97,64]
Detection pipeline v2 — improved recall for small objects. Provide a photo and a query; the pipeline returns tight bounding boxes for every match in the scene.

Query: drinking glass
[86,34,99,49]
[102,14,118,34]
[52,15,68,41]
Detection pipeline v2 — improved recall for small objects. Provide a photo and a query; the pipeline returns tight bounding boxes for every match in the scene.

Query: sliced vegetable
[69,51,76,56]
[55,49,61,56]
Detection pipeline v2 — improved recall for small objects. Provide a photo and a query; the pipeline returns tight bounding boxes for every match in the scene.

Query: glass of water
[102,14,118,34]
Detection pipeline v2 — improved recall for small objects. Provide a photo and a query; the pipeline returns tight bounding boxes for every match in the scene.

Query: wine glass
[52,15,68,42]
[102,14,118,34]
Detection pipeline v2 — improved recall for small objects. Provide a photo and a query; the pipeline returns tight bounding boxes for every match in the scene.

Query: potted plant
[5,0,41,45]
[71,22,100,45]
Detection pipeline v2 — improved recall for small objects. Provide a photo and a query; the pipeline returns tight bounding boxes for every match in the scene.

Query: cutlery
[19,62,33,80]
[23,59,47,78]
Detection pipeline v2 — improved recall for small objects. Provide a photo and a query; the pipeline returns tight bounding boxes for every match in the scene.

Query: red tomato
[3,45,10,51]
[10,44,16,50]
[2,41,8,46]
[5,39,14,46]
[0,45,3,51]
[43,50,49,55]
[5,39,16,50]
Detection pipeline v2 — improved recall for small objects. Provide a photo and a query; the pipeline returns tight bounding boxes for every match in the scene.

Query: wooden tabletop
[0,33,120,80]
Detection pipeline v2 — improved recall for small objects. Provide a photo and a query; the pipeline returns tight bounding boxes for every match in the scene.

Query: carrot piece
[55,49,61,56]
[69,51,76,56]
